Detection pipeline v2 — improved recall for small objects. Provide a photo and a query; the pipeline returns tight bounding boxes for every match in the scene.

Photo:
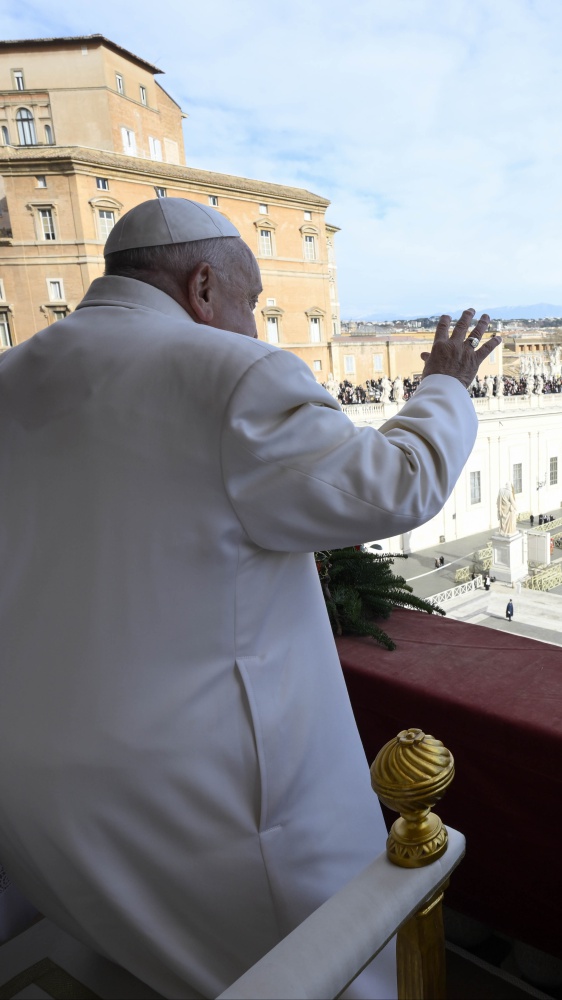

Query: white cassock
[0,277,477,998]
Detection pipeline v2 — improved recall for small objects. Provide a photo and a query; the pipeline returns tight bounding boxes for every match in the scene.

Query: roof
[0,35,163,75]
[0,145,330,207]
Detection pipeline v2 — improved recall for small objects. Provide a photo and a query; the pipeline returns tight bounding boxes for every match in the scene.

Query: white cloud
[4,0,562,315]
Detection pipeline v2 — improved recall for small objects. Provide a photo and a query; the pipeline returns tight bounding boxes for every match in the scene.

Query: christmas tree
[316,546,444,650]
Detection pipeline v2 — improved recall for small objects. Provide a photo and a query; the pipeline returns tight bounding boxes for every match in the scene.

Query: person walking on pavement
[506,599,514,622]
[530,514,535,527]
[484,573,491,591]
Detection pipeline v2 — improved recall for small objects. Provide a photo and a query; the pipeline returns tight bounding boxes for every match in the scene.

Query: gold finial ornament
[370,728,454,868]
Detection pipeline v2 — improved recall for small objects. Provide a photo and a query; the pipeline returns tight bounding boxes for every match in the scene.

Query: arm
[222,312,500,552]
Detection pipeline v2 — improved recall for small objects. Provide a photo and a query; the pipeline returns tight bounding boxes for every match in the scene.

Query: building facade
[343,393,562,552]
[329,329,503,384]
[0,35,340,376]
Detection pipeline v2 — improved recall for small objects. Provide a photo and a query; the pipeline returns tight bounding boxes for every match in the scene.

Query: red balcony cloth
[337,609,562,958]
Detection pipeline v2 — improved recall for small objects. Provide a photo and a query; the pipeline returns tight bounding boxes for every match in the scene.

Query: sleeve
[220,348,477,552]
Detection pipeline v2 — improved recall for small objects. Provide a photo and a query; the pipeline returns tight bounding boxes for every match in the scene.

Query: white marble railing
[472,393,562,412]
[430,576,483,606]
[343,393,562,423]
[341,403,384,419]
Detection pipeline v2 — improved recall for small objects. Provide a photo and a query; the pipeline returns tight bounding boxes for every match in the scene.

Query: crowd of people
[530,513,557,526]
[326,373,562,405]
[327,376,421,405]
[468,374,562,397]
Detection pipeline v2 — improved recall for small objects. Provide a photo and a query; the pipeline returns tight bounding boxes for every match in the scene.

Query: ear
[186,262,215,324]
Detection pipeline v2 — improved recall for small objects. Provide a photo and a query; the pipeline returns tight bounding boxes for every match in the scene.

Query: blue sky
[4,0,562,317]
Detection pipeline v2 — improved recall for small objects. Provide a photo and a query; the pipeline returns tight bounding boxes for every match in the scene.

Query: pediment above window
[89,196,123,211]
[261,305,284,317]
[305,307,325,318]
[253,217,277,230]
[300,224,320,235]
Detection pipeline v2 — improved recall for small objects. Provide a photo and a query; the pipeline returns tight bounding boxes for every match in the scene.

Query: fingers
[474,334,502,360]
[464,313,491,349]
[434,308,488,346]
[450,308,476,342]
[433,314,452,343]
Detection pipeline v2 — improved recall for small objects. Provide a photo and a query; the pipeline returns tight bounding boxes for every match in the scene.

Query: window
[52,308,68,321]
[304,234,316,261]
[96,177,109,191]
[36,175,47,188]
[98,210,115,238]
[313,360,322,372]
[13,70,24,91]
[259,203,268,214]
[44,124,53,144]
[0,279,5,300]
[373,355,383,372]
[1,126,9,145]
[208,195,219,206]
[16,108,36,145]
[164,138,179,164]
[470,471,481,505]
[149,136,162,161]
[258,229,272,256]
[140,85,147,105]
[0,311,12,347]
[121,127,137,156]
[512,463,523,494]
[266,298,276,306]
[304,210,312,221]
[48,279,63,301]
[154,187,167,198]
[550,457,558,486]
[344,355,356,375]
[266,317,279,344]
[309,316,321,343]
[39,208,56,240]
[116,74,124,95]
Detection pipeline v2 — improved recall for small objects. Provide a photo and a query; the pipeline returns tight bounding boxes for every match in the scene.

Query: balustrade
[430,577,483,606]
[524,562,562,590]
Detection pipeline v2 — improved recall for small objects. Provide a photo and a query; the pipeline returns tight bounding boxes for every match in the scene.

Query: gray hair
[104,237,242,287]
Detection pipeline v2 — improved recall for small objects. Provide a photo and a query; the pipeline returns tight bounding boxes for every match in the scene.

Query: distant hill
[354,303,562,322]
[452,304,562,320]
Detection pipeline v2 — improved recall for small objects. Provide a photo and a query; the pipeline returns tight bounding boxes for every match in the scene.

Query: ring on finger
[467,336,480,348]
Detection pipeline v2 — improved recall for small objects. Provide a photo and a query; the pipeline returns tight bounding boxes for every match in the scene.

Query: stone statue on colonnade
[324,372,339,398]
[392,376,404,404]
[380,376,392,403]
[497,483,518,536]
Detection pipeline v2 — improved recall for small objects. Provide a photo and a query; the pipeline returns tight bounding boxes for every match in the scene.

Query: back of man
[0,199,498,998]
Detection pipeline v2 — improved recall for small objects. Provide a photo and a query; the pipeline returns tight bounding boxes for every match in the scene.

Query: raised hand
[420,310,501,388]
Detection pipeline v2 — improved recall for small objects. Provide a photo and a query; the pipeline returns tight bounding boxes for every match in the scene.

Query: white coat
[0,277,477,998]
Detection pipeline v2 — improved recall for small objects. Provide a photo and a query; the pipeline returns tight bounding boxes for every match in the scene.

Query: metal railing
[430,576,483,606]
[524,562,562,590]
[532,516,562,532]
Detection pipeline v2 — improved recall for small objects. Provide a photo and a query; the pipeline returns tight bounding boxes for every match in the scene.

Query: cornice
[0,145,331,207]
[0,35,163,75]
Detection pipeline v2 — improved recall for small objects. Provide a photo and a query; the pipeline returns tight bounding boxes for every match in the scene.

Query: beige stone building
[329,329,503,383]
[0,34,340,377]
